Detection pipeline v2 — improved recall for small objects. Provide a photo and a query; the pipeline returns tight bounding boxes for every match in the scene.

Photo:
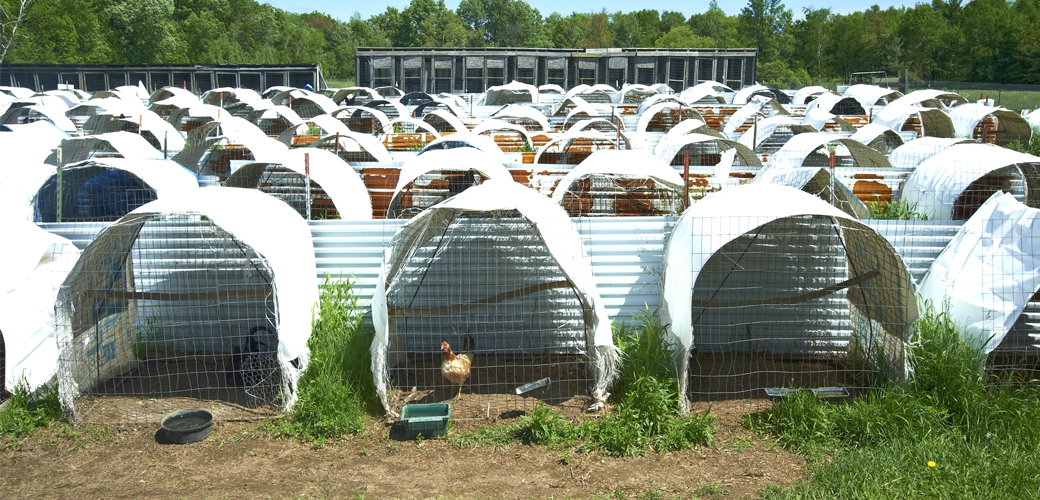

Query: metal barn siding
[42,218,962,323]
[0,64,322,93]
[355,48,757,93]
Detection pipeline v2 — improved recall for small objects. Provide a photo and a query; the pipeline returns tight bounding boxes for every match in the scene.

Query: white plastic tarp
[241,148,373,220]
[0,120,70,166]
[59,187,317,411]
[735,116,802,150]
[888,137,971,169]
[551,150,685,205]
[0,218,80,392]
[948,103,1019,139]
[900,143,1040,220]
[370,180,618,414]
[918,192,1040,352]
[792,86,830,105]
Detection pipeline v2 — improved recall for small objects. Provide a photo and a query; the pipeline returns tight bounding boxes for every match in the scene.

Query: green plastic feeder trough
[401,403,451,439]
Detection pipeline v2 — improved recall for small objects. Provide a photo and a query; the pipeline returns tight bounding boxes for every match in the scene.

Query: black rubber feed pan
[160,409,213,444]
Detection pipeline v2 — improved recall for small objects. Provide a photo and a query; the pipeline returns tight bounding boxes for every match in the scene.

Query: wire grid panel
[32,165,157,223]
[384,211,594,419]
[686,215,914,401]
[977,217,1040,383]
[386,170,487,219]
[224,164,337,220]
[560,174,685,217]
[56,215,282,424]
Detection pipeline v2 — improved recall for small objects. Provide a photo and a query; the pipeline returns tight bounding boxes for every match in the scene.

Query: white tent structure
[551,150,688,216]
[887,89,967,109]
[484,81,539,105]
[0,218,80,393]
[660,184,918,409]
[752,164,870,219]
[419,133,508,164]
[56,187,317,424]
[85,110,186,153]
[733,84,768,105]
[58,132,164,164]
[654,133,762,168]
[173,118,288,179]
[888,137,973,169]
[791,86,830,105]
[0,120,70,166]
[804,92,867,116]
[387,148,515,218]
[0,105,77,132]
[734,116,813,153]
[635,102,701,133]
[842,84,903,110]
[31,158,199,223]
[225,148,373,220]
[492,104,550,132]
[948,103,1032,147]
[679,83,728,104]
[370,180,619,417]
[849,123,905,155]
[917,192,1040,357]
[534,130,627,164]
[872,104,956,139]
[769,133,892,170]
[900,143,1040,220]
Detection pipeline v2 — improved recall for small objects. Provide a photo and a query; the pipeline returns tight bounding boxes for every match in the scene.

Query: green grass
[0,379,62,437]
[750,300,1040,499]
[451,309,717,457]
[1007,133,1040,157]
[867,196,929,220]
[271,275,378,443]
[953,89,1040,113]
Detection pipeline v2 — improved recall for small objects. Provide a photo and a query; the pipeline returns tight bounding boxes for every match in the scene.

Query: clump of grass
[752,300,1040,497]
[868,196,929,220]
[0,379,62,437]
[511,309,716,457]
[1006,134,1040,156]
[273,275,378,442]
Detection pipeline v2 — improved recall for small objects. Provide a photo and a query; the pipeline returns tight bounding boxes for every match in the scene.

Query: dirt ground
[0,399,807,499]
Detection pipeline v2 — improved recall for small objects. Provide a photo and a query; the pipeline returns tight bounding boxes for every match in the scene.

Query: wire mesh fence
[55,215,282,424]
[381,210,596,419]
[32,164,157,223]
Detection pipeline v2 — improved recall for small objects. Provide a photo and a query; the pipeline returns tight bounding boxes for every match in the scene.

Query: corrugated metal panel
[42,217,963,324]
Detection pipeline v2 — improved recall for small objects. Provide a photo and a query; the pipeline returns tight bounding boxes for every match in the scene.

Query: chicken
[441,341,471,401]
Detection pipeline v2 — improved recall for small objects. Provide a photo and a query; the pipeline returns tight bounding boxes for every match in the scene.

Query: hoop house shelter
[735,116,816,155]
[948,103,1032,147]
[492,104,551,132]
[1,121,70,166]
[56,187,317,424]
[485,81,538,105]
[86,112,185,153]
[636,102,704,133]
[655,133,761,168]
[842,85,903,109]
[752,164,870,219]
[900,143,1040,220]
[1,218,80,393]
[888,137,973,169]
[849,124,905,155]
[660,184,917,407]
[32,158,198,223]
[57,132,163,164]
[225,148,373,220]
[792,86,830,105]
[173,118,288,180]
[552,150,688,216]
[386,148,514,219]
[419,133,508,164]
[888,89,968,109]
[770,133,891,170]
[918,192,1040,374]
[535,130,628,164]
[371,180,618,417]
[873,105,955,139]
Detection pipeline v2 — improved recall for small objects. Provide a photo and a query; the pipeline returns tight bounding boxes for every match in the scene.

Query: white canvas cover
[551,150,686,204]
[735,116,804,150]
[887,89,966,109]
[843,84,902,108]
[769,133,855,169]
[148,87,199,105]
[850,123,904,151]
[752,163,870,218]
[900,143,1040,220]
[679,83,727,104]
[303,115,394,162]
[370,180,619,414]
[653,133,740,165]
[1,105,77,132]
[792,86,830,105]
[57,187,317,412]
[0,217,80,392]
[724,96,770,134]
[918,192,1040,353]
[234,148,373,220]
[471,118,535,145]
[0,120,70,166]
[203,88,263,106]
[652,118,709,156]
[804,92,864,116]
[636,102,688,133]
[492,104,550,131]
[335,106,392,134]
[538,84,565,95]
[733,84,768,105]
[56,157,199,198]
[420,133,508,164]
[423,108,468,133]
[485,81,539,104]
[385,117,441,138]
[59,131,163,162]
[660,183,917,411]
[534,130,626,164]
[97,110,186,152]
[948,103,1029,139]
[888,137,972,169]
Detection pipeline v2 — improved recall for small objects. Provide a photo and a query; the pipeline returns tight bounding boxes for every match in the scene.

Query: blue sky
[262,0,920,23]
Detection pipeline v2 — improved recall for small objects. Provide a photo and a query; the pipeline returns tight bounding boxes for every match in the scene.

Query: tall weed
[0,379,62,436]
[275,275,378,441]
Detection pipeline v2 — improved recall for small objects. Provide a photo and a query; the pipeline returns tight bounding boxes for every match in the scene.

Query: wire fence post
[304,152,312,221]
[334,131,340,157]
[829,148,836,207]
[683,149,690,207]
[56,146,63,223]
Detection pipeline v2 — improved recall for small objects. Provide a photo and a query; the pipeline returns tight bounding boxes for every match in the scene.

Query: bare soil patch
[1,399,807,499]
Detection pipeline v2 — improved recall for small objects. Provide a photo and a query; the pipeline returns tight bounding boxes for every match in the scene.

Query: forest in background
[2,0,1039,85]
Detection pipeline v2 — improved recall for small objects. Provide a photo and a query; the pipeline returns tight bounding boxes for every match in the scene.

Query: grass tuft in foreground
[867,195,929,220]
[500,309,716,457]
[751,300,1040,499]
[0,379,62,437]
[272,275,379,443]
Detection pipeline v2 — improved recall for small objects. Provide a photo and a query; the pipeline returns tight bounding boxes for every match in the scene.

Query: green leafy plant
[0,378,62,437]
[519,139,536,153]
[868,195,929,220]
[272,275,378,441]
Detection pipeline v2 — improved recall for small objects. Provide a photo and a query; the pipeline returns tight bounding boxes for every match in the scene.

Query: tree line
[3,0,1039,85]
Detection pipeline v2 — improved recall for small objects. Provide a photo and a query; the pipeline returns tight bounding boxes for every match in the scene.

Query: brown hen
[441,341,471,400]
